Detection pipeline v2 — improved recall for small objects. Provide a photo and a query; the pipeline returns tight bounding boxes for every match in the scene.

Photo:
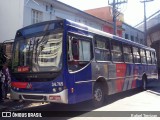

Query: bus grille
[22,95,44,100]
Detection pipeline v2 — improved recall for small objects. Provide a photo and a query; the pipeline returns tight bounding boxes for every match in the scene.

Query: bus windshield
[12,32,63,73]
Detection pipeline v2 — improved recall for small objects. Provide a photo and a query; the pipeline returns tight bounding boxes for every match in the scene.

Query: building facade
[84,6,145,44]
[136,10,160,70]
[122,22,144,45]
[136,10,160,47]
[85,6,123,37]
[0,0,145,46]
[0,0,24,42]
[0,0,113,43]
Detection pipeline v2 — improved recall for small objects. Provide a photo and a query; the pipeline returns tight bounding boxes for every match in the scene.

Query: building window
[140,39,143,44]
[46,5,48,11]
[131,35,134,41]
[135,37,139,43]
[32,9,43,24]
[50,5,53,11]
[125,34,128,39]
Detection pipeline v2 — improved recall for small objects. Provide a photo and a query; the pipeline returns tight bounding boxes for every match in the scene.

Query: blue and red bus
[11,19,158,107]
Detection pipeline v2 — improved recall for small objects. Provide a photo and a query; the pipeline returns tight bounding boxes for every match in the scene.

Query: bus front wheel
[92,83,105,108]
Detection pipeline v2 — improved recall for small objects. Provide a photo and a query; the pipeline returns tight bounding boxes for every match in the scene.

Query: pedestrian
[0,66,4,103]
[2,62,11,99]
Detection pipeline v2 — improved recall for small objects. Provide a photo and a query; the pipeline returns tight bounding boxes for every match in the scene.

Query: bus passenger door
[67,33,93,103]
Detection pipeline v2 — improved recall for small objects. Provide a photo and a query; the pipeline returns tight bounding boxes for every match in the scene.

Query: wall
[122,23,145,45]
[23,0,102,30]
[85,6,124,26]
[84,6,123,36]
[103,26,122,37]
[23,0,57,27]
[0,0,24,42]
[0,0,106,42]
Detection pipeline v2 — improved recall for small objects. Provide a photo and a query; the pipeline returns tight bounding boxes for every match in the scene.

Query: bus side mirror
[72,39,79,60]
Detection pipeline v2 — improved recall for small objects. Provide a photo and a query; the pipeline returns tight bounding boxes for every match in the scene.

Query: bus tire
[92,83,105,108]
[142,76,147,90]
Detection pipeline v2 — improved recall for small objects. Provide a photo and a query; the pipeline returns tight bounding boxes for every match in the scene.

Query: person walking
[2,62,11,99]
[0,67,4,102]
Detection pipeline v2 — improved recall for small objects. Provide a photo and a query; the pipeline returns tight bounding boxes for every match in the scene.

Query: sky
[58,0,160,26]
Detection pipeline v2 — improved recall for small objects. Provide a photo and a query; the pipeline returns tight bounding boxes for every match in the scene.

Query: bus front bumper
[10,89,68,104]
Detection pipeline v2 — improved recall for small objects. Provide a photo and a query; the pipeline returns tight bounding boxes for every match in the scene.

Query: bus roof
[16,19,155,52]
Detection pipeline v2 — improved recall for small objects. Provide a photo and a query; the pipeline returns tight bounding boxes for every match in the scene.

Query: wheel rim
[94,88,103,102]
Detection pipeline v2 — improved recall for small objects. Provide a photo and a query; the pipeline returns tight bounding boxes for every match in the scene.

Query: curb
[146,90,160,96]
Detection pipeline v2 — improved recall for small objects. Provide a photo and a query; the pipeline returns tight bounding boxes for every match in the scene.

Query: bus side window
[146,51,152,64]
[111,40,123,62]
[94,35,111,61]
[67,34,93,72]
[133,47,141,63]
[67,37,81,61]
[151,52,156,64]
[123,44,133,63]
[140,49,147,64]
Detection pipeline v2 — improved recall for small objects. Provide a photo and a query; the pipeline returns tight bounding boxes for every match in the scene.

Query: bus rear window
[146,51,151,64]
[151,52,156,64]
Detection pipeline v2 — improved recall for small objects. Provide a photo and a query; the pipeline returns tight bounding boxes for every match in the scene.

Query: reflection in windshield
[12,33,63,72]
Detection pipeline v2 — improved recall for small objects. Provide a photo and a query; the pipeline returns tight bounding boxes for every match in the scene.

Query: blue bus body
[11,19,158,105]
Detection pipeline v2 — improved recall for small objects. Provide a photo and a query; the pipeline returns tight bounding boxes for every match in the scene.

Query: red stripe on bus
[116,64,126,92]
[11,82,28,88]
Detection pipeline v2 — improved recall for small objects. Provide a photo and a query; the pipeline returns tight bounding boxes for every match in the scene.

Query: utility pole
[140,0,154,46]
[112,0,116,35]
[108,0,127,35]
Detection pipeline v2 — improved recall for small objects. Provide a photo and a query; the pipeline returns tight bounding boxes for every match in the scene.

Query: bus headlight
[53,88,57,93]
[58,87,63,92]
